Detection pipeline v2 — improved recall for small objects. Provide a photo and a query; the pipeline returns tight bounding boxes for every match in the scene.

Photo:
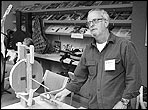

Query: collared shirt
[96,41,107,52]
[66,32,142,109]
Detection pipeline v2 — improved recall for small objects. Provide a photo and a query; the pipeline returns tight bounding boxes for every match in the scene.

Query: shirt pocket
[86,60,97,77]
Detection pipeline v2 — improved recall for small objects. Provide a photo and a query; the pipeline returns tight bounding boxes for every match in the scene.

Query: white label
[71,33,83,39]
[105,59,115,71]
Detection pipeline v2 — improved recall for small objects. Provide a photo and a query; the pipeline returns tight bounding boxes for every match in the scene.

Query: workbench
[2,95,76,109]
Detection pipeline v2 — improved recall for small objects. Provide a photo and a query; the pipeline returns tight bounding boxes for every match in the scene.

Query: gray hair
[87,8,110,21]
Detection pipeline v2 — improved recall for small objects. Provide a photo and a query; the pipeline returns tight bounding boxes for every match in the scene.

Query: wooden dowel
[31,78,50,90]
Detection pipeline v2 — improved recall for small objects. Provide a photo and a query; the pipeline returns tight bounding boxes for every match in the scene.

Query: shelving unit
[14,1,133,65]
[43,19,132,25]
[21,3,133,13]
[14,1,133,36]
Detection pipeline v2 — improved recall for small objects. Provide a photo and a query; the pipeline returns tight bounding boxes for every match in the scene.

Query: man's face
[87,11,107,39]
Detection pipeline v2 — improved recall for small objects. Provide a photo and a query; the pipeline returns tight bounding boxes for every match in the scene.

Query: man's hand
[113,101,128,109]
[53,89,71,102]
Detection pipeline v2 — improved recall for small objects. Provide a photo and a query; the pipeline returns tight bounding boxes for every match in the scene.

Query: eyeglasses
[86,18,105,27]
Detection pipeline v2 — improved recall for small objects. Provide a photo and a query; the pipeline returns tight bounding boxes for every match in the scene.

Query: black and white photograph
[1,1,147,109]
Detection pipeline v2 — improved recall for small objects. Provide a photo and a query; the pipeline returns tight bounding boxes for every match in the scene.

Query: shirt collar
[91,32,116,47]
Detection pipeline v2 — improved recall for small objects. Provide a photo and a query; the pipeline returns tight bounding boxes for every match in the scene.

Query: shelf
[44,20,86,24]
[34,53,79,65]
[44,19,131,37]
[110,20,132,26]
[45,31,131,39]
[45,32,91,37]
[13,19,131,27]
[21,4,133,14]
[44,19,131,26]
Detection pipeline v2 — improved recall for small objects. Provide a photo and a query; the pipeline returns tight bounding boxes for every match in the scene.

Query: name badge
[105,59,115,71]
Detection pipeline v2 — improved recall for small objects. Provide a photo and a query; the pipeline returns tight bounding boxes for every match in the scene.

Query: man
[54,8,142,109]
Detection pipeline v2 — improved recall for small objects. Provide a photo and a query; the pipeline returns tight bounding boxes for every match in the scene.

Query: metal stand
[1,32,12,100]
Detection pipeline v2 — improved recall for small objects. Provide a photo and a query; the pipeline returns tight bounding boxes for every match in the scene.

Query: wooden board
[9,59,43,93]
